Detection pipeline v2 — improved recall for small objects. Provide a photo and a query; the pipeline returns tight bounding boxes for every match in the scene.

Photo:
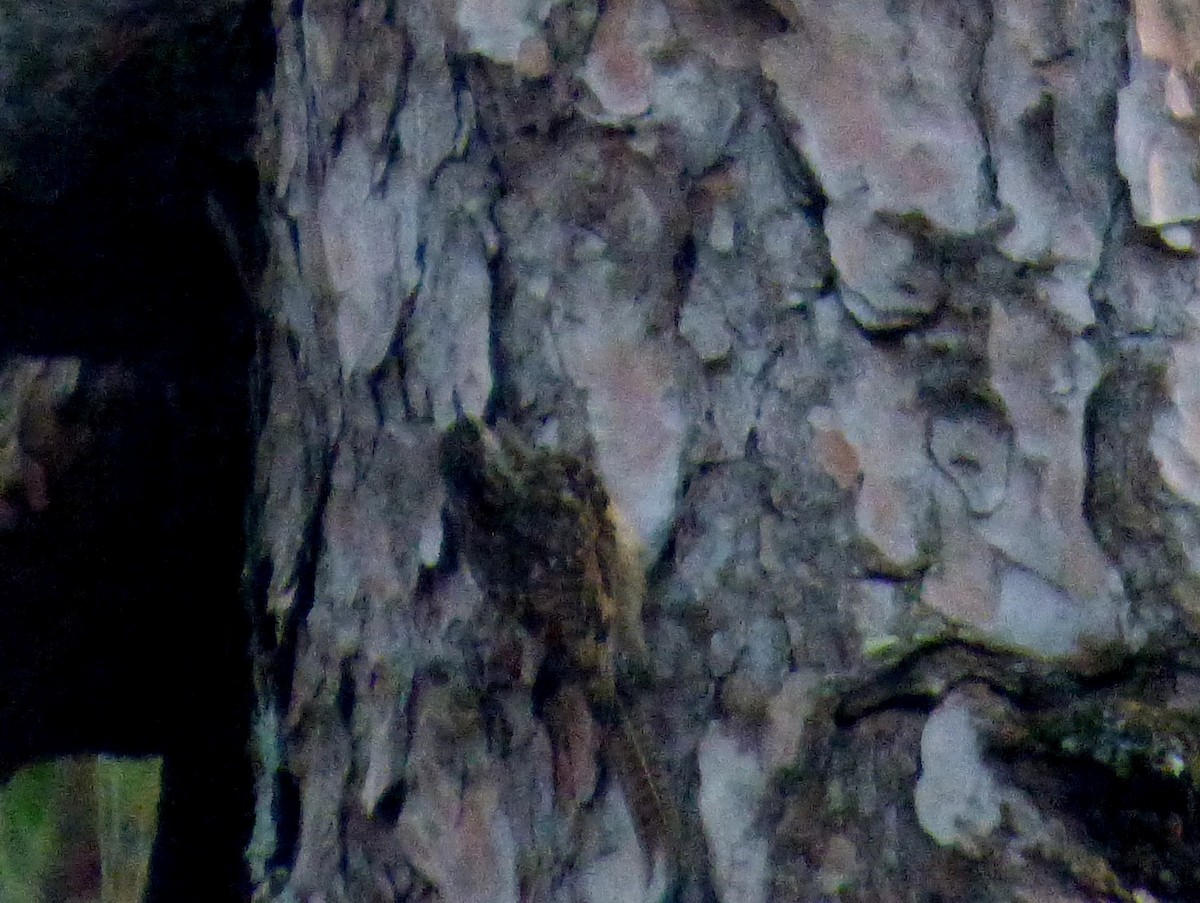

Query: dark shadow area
[0,1,274,900]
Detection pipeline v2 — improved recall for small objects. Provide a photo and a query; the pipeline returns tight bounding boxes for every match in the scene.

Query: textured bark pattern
[252,1,1200,900]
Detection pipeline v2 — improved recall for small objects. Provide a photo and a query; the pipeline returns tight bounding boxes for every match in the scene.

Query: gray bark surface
[249,1,1200,900]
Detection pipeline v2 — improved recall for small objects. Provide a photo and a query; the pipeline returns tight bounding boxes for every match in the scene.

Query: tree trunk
[248,1,1200,901]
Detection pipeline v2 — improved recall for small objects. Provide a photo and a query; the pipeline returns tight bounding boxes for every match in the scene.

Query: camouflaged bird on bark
[439,416,648,707]
[439,417,676,867]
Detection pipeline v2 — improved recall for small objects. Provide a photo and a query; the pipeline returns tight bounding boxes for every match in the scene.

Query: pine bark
[249,1,1200,901]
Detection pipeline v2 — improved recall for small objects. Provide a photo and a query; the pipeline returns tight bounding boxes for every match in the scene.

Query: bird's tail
[605,694,678,869]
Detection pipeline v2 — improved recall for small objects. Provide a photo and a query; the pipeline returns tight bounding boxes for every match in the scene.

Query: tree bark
[249,1,1200,901]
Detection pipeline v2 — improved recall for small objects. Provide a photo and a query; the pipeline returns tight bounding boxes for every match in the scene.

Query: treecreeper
[439,416,678,875]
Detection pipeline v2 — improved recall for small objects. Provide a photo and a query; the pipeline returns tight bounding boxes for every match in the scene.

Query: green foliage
[0,756,160,903]
[0,762,57,903]
[97,756,160,903]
